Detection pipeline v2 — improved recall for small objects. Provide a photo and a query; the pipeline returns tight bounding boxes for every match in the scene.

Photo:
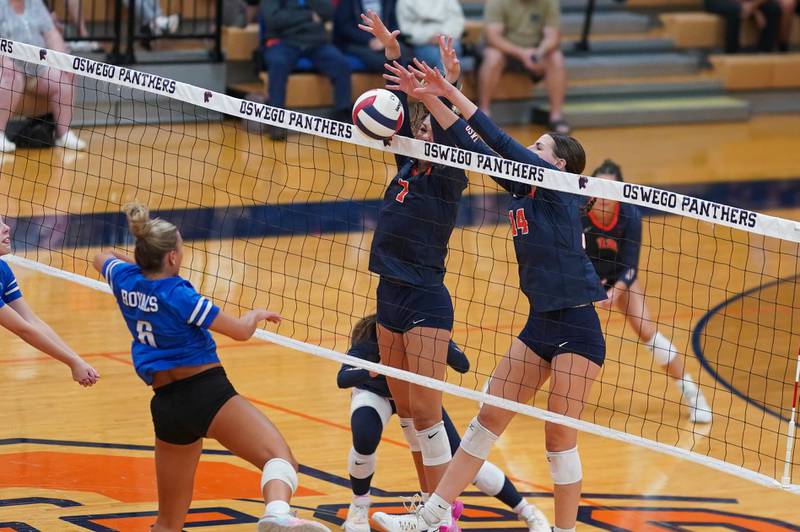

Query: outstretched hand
[439,36,461,84]
[409,59,453,99]
[248,308,282,325]
[71,360,100,387]
[358,10,400,57]
[383,61,422,96]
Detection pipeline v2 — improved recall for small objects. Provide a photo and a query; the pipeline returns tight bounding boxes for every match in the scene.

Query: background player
[583,159,712,423]
[373,59,606,532]
[358,12,469,515]
[0,215,99,386]
[338,314,550,532]
[92,203,330,532]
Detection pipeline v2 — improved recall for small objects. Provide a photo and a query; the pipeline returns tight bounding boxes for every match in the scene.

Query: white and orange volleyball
[352,89,404,141]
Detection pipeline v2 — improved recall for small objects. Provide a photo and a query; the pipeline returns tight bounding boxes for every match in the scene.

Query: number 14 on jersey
[508,208,529,236]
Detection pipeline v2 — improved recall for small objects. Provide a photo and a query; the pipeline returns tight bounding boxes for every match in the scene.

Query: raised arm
[617,206,642,287]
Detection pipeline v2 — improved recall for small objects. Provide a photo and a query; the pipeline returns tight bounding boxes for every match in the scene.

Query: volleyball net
[1,41,799,493]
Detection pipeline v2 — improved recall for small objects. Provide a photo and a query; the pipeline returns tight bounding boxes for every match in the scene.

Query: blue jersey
[102,258,221,385]
[449,111,606,312]
[368,87,468,287]
[0,260,22,308]
[582,202,642,287]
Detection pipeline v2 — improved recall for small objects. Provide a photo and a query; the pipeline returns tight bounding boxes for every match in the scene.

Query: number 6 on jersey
[136,320,157,347]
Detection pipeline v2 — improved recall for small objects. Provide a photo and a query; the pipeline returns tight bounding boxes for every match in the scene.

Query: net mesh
[1,43,799,491]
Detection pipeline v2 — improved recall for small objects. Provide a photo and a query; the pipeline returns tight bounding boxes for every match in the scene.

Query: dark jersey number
[508,208,530,237]
[395,178,410,203]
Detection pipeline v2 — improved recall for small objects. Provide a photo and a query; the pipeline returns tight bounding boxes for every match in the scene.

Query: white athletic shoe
[55,130,87,151]
[343,498,370,532]
[0,132,16,153]
[372,511,439,532]
[258,512,331,532]
[684,390,712,424]
[151,14,180,35]
[519,503,551,532]
[69,40,101,53]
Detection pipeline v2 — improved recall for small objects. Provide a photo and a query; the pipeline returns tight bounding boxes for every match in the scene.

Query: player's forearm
[421,95,458,130]
[19,322,82,368]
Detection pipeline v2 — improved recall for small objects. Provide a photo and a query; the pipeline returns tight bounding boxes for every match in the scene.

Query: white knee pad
[460,416,498,460]
[472,460,505,496]
[417,421,452,466]
[546,447,582,485]
[647,331,677,366]
[261,458,298,493]
[348,448,376,479]
[399,417,420,452]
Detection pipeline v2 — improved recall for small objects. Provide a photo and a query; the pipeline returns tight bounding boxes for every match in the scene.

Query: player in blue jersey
[0,215,99,386]
[583,160,711,424]
[358,12,472,515]
[338,314,550,532]
[92,203,329,532]
[373,60,606,532]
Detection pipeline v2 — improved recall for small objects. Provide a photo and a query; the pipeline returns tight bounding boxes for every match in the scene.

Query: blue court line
[691,273,799,423]
[0,437,739,504]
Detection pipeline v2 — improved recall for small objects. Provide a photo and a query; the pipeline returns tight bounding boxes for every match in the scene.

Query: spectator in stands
[137,0,180,38]
[261,0,352,139]
[704,0,780,52]
[396,0,464,72]
[0,0,86,152]
[479,0,570,134]
[334,0,403,72]
[778,0,798,51]
[60,0,100,52]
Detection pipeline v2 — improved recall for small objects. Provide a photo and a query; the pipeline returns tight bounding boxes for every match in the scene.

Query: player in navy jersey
[338,314,550,532]
[583,160,711,424]
[92,203,329,532]
[358,12,471,513]
[373,60,605,532]
[0,215,99,386]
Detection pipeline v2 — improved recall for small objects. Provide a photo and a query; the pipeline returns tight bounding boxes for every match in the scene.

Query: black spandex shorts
[150,366,237,445]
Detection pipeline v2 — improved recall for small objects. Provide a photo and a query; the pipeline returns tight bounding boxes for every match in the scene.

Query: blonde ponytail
[122,202,179,272]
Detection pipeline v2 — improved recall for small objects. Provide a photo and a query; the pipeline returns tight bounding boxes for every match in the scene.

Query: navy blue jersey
[102,258,221,385]
[368,85,468,287]
[448,111,606,312]
[582,202,642,287]
[0,260,22,308]
[337,326,470,397]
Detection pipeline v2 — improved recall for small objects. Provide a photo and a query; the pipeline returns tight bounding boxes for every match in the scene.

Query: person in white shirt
[397,0,464,71]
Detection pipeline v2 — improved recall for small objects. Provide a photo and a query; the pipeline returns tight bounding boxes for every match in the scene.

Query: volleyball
[352,88,404,141]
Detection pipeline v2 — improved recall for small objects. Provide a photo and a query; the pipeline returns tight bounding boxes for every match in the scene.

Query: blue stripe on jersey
[101,257,221,385]
[0,259,22,307]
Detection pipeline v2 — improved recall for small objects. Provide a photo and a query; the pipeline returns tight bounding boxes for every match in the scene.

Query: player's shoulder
[0,258,13,278]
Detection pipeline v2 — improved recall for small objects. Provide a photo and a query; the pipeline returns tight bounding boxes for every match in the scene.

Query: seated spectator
[479,0,570,134]
[704,0,780,52]
[137,0,180,38]
[396,0,464,72]
[0,0,86,152]
[334,0,401,72]
[778,0,798,51]
[261,0,352,139]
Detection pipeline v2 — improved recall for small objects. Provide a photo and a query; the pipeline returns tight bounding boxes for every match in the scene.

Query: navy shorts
[150,366,237,445]
[376,277,454,333]
[518,305,606,367]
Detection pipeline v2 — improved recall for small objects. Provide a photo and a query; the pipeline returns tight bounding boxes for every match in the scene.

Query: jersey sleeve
[0,261,22,307]
[618,206,642,287]
[337,341,378,388]
[169,282,221,329]
[101,257,135,293]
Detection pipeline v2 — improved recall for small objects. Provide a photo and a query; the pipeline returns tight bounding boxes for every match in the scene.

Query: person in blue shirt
[337,314,550,532]
[583,160,711,424]
[359,12,474,515]
[373,59,606,532]
[92,203,329,532]
[0,215,98,386]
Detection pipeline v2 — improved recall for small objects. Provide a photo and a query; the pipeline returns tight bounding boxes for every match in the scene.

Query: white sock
[677,373,699,398]
[421,491,430,503]
[553,527,576,532]
[421,493,450,525]
[353,494,370,505]
[265,500,291,516]
[513,499,529,515]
